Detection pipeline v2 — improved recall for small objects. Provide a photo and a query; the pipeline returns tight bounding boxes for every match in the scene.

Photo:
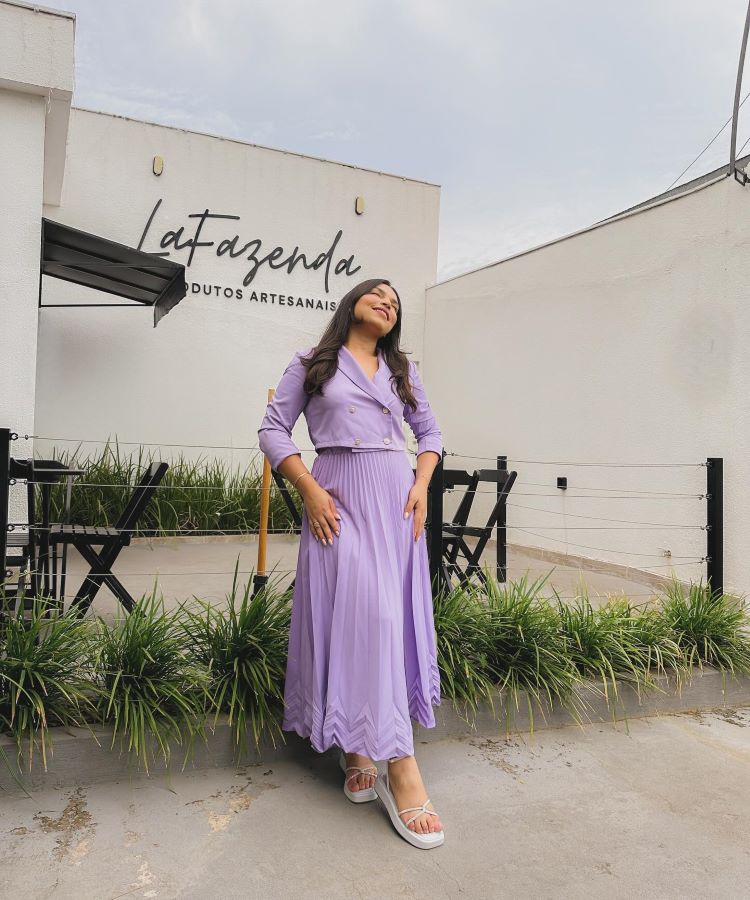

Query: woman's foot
[344,751,377,792]
[387,756,444,834]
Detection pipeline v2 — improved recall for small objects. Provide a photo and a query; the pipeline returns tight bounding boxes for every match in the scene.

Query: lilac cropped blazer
[257,344,443,472]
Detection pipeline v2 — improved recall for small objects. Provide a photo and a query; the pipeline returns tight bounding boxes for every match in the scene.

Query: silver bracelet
[292,471,311,489]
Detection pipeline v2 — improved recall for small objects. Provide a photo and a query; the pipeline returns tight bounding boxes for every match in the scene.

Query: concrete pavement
[2,706,749,899]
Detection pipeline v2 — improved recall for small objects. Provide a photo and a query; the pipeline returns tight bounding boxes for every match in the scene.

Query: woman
[257,278,445,849]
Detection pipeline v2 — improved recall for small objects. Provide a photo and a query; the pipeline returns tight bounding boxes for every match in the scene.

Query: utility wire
[666,88,750,191]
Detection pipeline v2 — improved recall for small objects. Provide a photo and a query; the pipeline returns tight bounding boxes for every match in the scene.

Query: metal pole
[730,0,750,179]
[253,388,274,597]
[497,455,507,583]
[428,449,445,596]
[0,429,11,606]
[706,457,724,597]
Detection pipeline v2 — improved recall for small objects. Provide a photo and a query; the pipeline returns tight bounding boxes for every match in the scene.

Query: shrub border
[2,665,748,795]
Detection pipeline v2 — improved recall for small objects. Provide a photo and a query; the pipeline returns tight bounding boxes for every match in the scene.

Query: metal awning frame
[38,217,187,327]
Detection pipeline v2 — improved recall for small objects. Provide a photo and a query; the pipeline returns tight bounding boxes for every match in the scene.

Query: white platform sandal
[375,758,445,849]
[338,750,378,803]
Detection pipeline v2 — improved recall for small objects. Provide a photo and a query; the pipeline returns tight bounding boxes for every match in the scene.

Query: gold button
[354,438,361,445]
[382,406,389,414]
[348,405,356,413]
[383,437,391,444]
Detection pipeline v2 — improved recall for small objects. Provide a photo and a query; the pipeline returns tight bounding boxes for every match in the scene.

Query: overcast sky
[44,0,750,281]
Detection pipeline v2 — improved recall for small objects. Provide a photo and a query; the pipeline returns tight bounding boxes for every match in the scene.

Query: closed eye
[373,288,399,310]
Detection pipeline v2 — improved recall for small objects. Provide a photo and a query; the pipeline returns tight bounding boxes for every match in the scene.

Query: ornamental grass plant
[479,570,584,732]
[1,573,749,786]
[554,587,687,706]
[0,595,97,777]
[43,441,295,537]
[432,581,497,723]
[178,561,292,762]
[89,586,212,775]
[660,577,750,677]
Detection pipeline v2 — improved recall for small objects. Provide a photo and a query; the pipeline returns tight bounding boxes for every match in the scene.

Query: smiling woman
[257,277,447,848]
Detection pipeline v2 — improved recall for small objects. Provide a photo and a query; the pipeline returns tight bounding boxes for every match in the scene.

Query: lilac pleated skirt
[281,446,442,760]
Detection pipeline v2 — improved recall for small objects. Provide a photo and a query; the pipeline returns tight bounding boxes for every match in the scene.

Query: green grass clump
[480,571,583,731]
[660,578,750,676]
[42,440,297,537]
[555,588,687,707]
[1,571,748,786]
[179,561,292,761]
[0,596,97,779]
[89,587,211,775]
[432,581,497,723]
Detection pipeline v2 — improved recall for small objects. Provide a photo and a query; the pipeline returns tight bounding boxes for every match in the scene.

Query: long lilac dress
[281,435,442,762]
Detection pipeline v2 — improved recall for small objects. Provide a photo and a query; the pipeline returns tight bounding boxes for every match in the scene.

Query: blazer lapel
[337,345,401,413]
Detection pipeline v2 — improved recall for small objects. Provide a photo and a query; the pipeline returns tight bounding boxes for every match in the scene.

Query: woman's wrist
[292,471,316,493]
[300,476,320,498]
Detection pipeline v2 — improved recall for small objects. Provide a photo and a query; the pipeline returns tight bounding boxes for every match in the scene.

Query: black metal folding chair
[440,466,517,590]
[49,461,169,617]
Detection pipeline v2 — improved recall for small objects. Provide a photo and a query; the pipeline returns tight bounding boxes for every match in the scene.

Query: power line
[666,88,750,191]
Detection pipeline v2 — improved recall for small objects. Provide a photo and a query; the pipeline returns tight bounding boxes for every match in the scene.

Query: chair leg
[68,541,133,616]
[100,572,136,613]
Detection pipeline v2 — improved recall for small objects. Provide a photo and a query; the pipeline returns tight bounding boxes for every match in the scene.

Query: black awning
[40,217,187,327]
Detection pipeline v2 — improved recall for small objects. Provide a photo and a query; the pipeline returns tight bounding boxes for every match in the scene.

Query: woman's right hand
[300,481,341,545]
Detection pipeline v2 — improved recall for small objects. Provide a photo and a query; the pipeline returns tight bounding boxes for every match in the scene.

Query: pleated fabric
[281,447,442,761]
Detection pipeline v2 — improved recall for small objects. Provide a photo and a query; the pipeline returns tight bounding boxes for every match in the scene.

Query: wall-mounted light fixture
[153,155,164,176]
[354,196,365,215]
[557,476,567,490]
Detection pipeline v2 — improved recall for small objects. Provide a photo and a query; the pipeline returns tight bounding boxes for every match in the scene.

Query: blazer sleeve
[257,351,309,472]
[403,360,443,458]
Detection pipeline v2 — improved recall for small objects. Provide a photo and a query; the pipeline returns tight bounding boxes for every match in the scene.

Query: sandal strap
[398,800,438,828]
[345,766,377,787]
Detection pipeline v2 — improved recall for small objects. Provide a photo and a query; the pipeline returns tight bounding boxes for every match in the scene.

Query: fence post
[497,454,507,583]
[706,457,723,597]
[428,449,445,596]
[0,429,11,599]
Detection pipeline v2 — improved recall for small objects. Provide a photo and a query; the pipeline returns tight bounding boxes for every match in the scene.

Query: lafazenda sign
[137,198,363,293]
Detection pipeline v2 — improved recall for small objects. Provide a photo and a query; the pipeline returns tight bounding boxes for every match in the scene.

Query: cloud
[43,0,750,280]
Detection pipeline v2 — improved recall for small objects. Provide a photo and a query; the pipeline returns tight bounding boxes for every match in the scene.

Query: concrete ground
[2,707,749,899]
[47,534,680,622]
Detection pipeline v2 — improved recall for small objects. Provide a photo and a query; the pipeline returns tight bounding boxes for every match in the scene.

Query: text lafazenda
[137,199,362,293]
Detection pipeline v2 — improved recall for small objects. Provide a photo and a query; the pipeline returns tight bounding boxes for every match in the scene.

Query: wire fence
[2,428,722,607]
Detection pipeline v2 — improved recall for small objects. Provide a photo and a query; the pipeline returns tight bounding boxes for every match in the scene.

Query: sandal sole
[374,772,445,849]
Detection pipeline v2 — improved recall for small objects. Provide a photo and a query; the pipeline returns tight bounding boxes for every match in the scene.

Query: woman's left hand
[404,482,428,541]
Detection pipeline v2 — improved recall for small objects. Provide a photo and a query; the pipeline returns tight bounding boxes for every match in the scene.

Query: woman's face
[352,283,400,336]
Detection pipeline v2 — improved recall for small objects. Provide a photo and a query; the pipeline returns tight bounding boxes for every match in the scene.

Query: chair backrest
[115,461,170,534]
[443,468,481,529]
[441,467,517,567]
[469,468,517,553]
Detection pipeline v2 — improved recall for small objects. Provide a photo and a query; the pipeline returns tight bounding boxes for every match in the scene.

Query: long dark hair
[298,278,419,412]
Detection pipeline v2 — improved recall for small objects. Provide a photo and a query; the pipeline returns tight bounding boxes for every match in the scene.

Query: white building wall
[425,174,750,595]
[0,0,74,522]
[0,90,45,450]
[35,108,440,472]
